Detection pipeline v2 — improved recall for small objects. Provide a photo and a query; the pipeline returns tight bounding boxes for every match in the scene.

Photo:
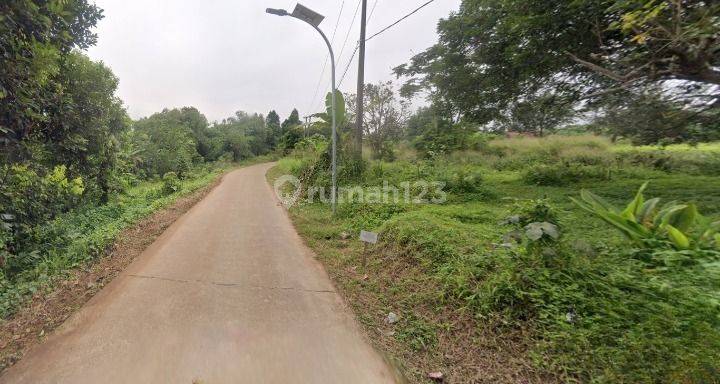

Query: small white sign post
[360,230,378,244]
[359,231,378,269]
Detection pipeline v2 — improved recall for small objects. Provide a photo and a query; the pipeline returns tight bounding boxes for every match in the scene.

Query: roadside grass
[270,137,720,383]
[0,156,274,319]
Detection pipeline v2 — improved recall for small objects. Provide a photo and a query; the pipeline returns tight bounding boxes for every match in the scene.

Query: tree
[394,0,720,125]
[278,108,303,151]
[592,90,716,145]
[49,52,129,202]
[502,94,574,136]
[265,110,281,149]
[360,82,408,159]
[406,107,437,139]
[0,0,103,158]
[310,91,348,138]
[210,111,269,160]
[281,108,302,134]
[409,107,476,157]
[131,112,200,177]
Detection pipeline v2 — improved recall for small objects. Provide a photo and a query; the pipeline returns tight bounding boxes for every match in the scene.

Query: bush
[374,141,396,162]
[440,167,484,194]
[336,202,407,232]
[424,203,720,382]
[617,149,720,176]
[1,163,224,318]
[161,172,181,195]
[522,163,611,186]
[0,164,85,227]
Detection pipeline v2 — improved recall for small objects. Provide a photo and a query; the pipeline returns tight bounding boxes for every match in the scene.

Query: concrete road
[1,163,396,384]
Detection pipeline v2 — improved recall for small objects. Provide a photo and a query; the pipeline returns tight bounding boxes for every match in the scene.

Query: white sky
[86,0,462,122]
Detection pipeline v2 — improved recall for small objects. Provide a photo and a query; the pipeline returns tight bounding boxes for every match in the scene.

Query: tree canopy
[395,0,720,126]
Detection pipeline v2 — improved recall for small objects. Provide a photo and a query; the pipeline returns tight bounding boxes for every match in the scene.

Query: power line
[336,0,362,66]
[305,1,346,114]
[367,0,379,21]
[338,45,359,88]
[365,0,435,42]
[337,0,379,88]
[310,0,362,113]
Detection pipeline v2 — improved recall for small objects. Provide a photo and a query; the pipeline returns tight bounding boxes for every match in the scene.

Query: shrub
[617,149,720,176]
[440,167,484,194]
[0,164,85,228]
[571,182,720,261]
[373,141,396,162]
[336,202,407,232]
[161,172,181,195]
[522,163,611,186]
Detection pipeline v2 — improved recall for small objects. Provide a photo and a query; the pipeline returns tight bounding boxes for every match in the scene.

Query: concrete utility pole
[354,0,368,162]
[303,115,311,137]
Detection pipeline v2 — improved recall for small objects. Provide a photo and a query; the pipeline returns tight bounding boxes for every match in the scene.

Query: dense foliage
[0,1,297,319]
[394,0,720,144]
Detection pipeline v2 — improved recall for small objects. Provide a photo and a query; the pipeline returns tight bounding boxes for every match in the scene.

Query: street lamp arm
[265,8,289,16]
[306,24,334,67]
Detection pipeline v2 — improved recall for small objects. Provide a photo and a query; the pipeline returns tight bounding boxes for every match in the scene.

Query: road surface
[1,163,396,384]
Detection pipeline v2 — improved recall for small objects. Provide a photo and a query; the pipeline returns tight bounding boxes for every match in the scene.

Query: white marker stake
[359,231,378,269]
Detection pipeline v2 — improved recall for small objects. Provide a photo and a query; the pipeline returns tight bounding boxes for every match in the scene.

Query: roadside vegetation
[1,2,304,319]
[269,1,720,380]
[3,0,720,382]
[272,134,720,382]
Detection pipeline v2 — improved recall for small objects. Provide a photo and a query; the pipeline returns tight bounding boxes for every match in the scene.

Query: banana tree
[571,182,720,250]
[310,90,346,136]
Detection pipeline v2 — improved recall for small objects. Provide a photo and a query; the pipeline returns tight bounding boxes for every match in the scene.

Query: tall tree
[131,111,200,177]
[50,52,129,202]
[281,108,301,134]
[502,94,574,136]
[0,0,103,158]
[361,82,408,159]
[265,110,281,149]
[394,0,720,125]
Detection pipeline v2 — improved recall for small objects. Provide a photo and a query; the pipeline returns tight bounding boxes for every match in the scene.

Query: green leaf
[667,203,697,233]
[707,220,720,234]
[325,90,346,126]
[637,197,660,224]
[621,182,647,219]
[655,204,687,227]
[524,222,560,241]
[666,225,690,249]
[580,189,616,212]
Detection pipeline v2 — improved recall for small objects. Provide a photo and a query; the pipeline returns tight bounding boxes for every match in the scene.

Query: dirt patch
[0,176,223,372]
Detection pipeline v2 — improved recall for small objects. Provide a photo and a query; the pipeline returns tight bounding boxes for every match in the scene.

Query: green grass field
[271,136,720,383]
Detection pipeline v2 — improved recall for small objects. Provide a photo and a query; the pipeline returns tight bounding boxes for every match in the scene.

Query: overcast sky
[85,0,461,123]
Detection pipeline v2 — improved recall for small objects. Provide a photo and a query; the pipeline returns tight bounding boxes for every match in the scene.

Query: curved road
[1,163,396,384]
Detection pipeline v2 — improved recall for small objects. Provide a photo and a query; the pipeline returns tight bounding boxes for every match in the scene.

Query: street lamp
[266,3,338,215]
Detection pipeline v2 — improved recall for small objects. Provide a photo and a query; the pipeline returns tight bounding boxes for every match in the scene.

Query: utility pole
[353,0,368,162]
[303,115,311,137]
